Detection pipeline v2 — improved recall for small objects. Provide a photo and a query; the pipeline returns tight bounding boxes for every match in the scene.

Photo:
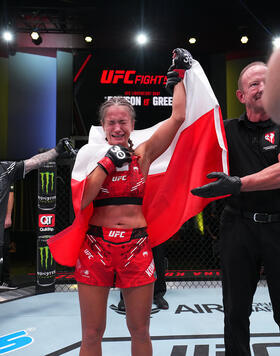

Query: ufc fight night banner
[74,48,178,133]
[37,162,56,290]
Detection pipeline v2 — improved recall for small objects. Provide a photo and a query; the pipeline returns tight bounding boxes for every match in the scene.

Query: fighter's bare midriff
[89,204,147,229]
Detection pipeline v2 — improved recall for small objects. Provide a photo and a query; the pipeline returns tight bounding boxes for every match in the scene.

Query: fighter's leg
[122,282,154,356]
[78,283,110,356]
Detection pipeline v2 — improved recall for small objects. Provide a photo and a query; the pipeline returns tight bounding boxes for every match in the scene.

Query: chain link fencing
[13,159,266,291]
[55,160,227,291]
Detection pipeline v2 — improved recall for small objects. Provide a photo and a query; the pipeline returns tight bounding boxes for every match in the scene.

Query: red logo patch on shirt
[265,132,275,144]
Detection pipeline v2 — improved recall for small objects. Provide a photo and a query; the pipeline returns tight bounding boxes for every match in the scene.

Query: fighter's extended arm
[23,138,73,174]
[24,149,58,174]
[143,48,191,164]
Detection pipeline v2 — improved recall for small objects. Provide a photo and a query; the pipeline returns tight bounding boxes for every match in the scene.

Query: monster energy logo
[40,172,55,194]
[39,246,54,270]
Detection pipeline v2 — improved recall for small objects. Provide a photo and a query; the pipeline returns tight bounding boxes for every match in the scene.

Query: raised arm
[143,48,191,163]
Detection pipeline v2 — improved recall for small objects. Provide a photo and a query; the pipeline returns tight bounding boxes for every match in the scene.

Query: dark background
[1,0,278,139]
[3,0,278,55]
[0,0,278,281]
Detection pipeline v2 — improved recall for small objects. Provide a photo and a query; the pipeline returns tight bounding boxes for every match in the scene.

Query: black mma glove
[165,48,193,95]
[55,138,69,154]
[98,145,132,175]
[170,48,193,71]
[166,71,181,95]
[191,172,242,198]
[55,138,78,157]
[63,139,78,157]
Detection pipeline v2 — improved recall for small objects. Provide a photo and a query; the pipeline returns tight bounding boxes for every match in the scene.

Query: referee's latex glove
[191,172,242,198]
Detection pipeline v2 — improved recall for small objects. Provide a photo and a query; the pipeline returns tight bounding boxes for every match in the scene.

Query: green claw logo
[39,246,54,269]
[40,172,54,194]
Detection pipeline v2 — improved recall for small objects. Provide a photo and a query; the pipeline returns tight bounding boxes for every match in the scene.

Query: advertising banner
[38,162,56,210]
[74,48,174,133]
[36,162,57,292]
[36,235,56,286]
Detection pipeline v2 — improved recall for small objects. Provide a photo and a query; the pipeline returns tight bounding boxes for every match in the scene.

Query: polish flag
[48,59,228,266]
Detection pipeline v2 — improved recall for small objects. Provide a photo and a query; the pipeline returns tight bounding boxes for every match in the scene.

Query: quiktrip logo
[38,214,55,232]
[39,214,55,226]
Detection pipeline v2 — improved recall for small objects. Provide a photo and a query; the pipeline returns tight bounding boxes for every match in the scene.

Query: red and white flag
[48,59,228,266]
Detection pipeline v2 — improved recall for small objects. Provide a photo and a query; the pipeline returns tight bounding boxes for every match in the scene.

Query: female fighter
[74,49,191,356]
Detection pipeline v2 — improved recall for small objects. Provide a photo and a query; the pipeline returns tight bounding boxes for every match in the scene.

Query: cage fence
[12,159,267,291]
[55,165,226,292]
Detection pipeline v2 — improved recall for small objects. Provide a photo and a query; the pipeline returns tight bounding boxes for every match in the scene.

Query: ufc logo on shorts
[112,175,127,182]
[38,214,55,227]
[109,230,125,238]
[84,249,94,260]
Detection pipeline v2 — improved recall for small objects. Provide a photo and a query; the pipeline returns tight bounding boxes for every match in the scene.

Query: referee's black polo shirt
[224,113,280,213]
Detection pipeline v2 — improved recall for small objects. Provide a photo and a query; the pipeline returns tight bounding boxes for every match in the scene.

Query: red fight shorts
[74,225,156,288]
